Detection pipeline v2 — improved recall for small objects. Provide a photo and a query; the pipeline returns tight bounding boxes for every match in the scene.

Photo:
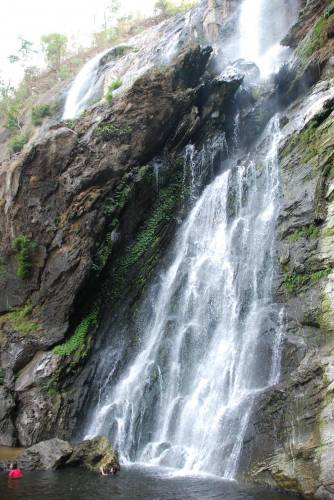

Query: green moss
[283,267,334,295]
[31,104,52,125]
[12,235,36,279]
[95,123,132,142]
[287,224,321,241]
[53,307,99,357]
[298,3,332,61]
[4,303,41,335]
[318,293,334,332]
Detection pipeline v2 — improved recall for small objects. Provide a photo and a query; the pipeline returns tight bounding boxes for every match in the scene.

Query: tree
[103,0,121,31]
[8,37,36,66]
[40,33,68,70]
[154,0,171,15]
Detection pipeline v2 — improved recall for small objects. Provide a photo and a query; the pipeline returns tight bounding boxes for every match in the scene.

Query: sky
[1,0,156,85]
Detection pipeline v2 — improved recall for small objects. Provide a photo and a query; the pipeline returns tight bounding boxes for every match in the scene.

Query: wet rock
[17,438,73,470]
[0,387,16,446]
[232,59,261,82]
[15,351,60,393]
[15,388,61,446]
[66,436,120,473]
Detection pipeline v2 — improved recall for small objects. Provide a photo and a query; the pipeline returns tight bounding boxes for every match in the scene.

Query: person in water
[100,464,118,476]
[8,462,23,479]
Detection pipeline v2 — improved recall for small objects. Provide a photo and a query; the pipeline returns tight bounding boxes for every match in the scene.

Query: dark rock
[0,387,16,446]
[17,438,73,470]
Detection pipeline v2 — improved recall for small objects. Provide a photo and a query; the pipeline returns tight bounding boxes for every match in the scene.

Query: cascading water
[85,116,283,477]
[238,0,299,76]
[62,49,109,120]
[81,0,299,480]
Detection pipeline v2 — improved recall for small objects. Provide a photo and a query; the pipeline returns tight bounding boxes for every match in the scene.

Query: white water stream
[85,115,283,477]
[75,0,300,479]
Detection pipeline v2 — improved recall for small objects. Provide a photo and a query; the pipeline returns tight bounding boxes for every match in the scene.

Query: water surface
[0,466,301,500]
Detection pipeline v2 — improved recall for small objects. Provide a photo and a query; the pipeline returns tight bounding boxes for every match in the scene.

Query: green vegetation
[12,235,36,279]
[0,0,197,154]
[0,368,5,385]
[39,378,59,398]
[40,33,68,70]
[283,267,334,295]
[298,2,333,60]
[107,173,188,301]
[154,0,198,16]
[324,1,334,19]
[95,123,132,142]
[105,79,122,103]
[8,134,28,154]
[287,224,321,241]
[31,104,52,125]
[92,231,116,274]
[4,303,40,335]
[53,307,99,356]
[318,293,334,332]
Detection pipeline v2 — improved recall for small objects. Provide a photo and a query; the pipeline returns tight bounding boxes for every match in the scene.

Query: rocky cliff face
[0,10,242,448]
[237,1,334,498]
[1,0,334,498]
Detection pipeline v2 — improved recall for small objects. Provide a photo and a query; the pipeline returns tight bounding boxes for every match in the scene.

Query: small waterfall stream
[76,0,300,480]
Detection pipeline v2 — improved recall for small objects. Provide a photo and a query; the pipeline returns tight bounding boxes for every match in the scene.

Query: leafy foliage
[12,235,36,279]
[105,79,123,103]
[53,307,99,356]
[324,1,334,19]
[31,104,52,125]
[41,33,68,70]
[8,134,28,154]
[154,0,198,16]
[95,123,132,142]
[107,173,188,300]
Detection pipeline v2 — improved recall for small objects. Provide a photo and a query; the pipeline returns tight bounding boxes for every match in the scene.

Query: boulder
[17,438,72,470]
[65,436,120,473]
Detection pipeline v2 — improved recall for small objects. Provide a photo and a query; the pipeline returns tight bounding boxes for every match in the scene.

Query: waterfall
[79,0,301,479]
[238,0,300,76]
[85,116,283,477]
[62,49,109,120]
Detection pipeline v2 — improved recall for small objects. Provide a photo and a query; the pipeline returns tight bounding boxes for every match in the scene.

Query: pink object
[8,468,23,479]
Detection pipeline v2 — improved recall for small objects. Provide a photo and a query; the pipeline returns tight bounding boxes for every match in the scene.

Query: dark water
[0,465,300,500]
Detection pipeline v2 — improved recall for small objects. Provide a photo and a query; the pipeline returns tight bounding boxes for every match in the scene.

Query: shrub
[105,87,113,103]
[324,1,334,19]
[4,303,40,335]
[109,78,122,91]
[105,79,123,103]
[8,134,28,154]
[31,104,51,125]
[95,123,132,142]
[12,235,36,279]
